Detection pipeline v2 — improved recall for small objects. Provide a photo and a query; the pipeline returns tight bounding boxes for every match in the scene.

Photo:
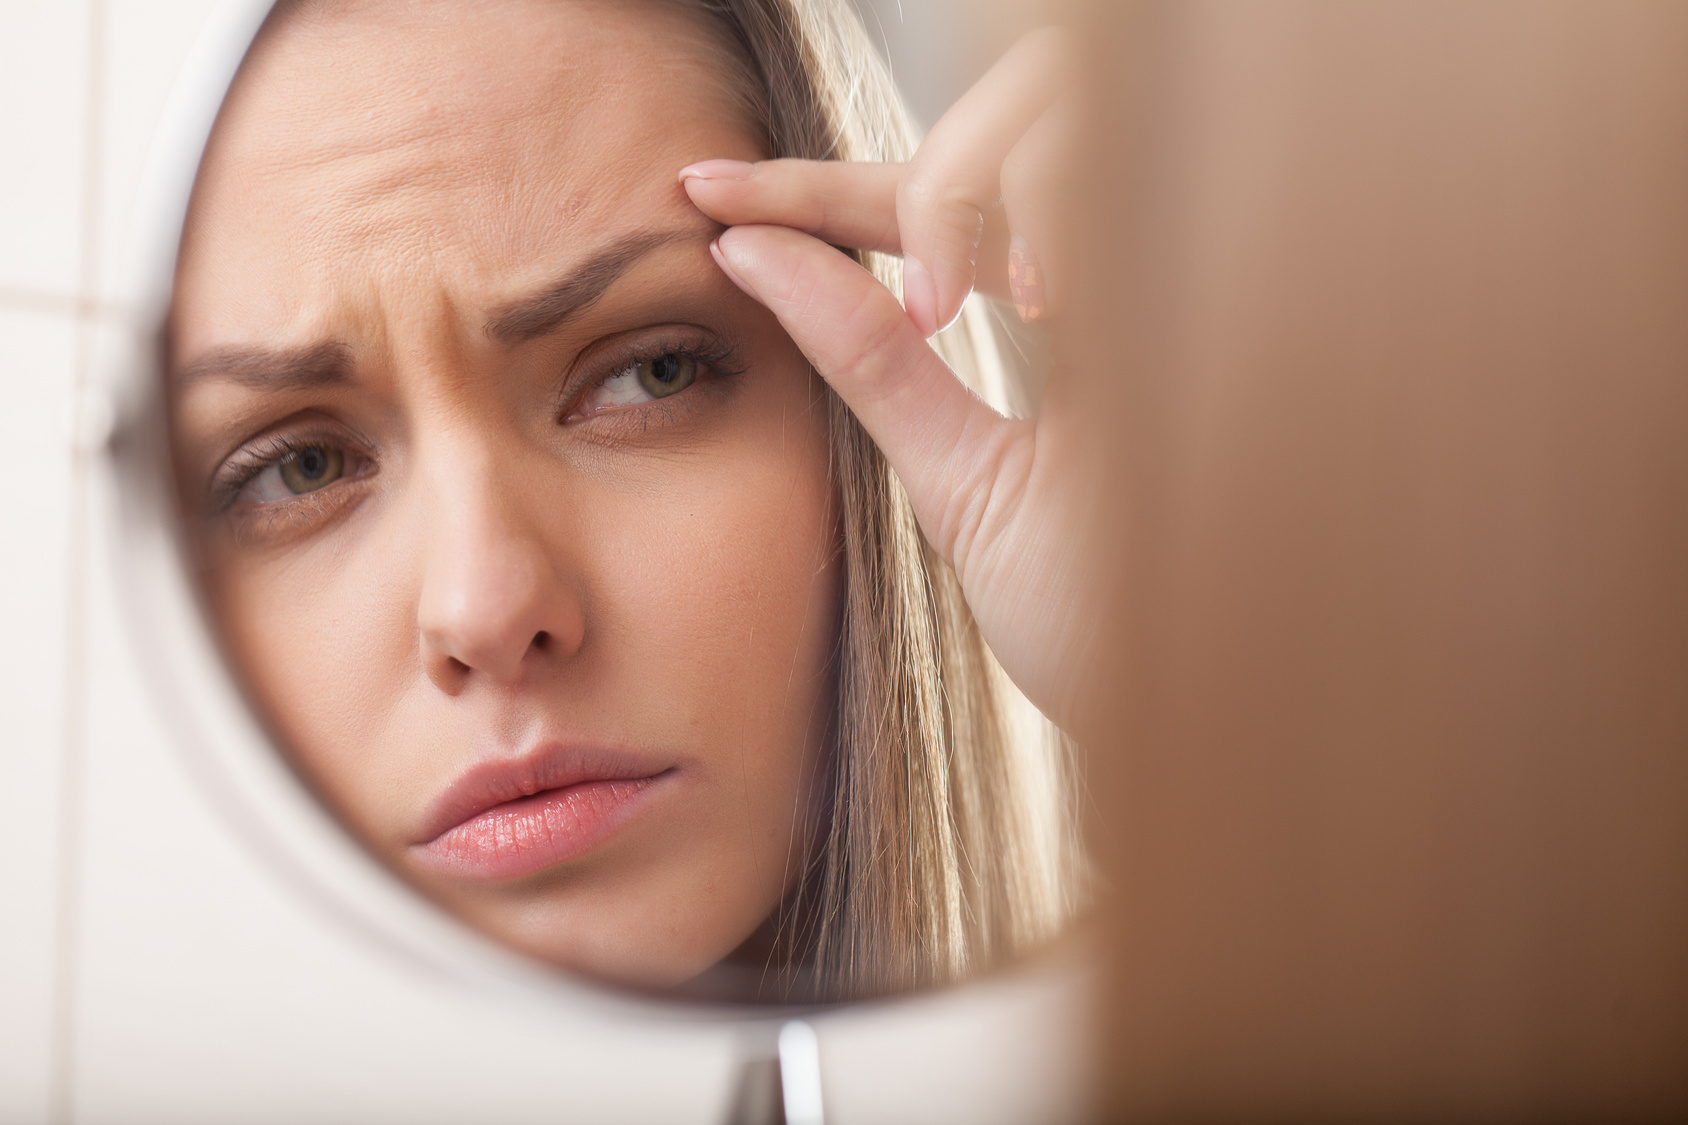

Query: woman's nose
[416,458,585,692]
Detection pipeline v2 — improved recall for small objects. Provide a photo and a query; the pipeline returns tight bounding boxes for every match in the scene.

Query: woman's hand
[681,29,1097,734]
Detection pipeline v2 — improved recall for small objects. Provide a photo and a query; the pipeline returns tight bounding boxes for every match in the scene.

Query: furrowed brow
[486,229,709,344]
[174,342,353,390]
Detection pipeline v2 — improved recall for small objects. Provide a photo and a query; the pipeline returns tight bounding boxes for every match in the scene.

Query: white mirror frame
[87,3,1092,1119]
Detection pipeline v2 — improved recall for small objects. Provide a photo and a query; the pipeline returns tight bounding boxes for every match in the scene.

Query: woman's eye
[281,445,344,493]
[578,351,700,415]
[636,353,697,397]
[240,444,346,504]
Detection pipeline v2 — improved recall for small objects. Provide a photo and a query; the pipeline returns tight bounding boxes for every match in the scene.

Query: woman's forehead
[230,1,746,149]
[180,0,757,306]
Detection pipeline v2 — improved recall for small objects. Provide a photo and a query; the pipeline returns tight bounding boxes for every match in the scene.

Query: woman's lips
[410,746,672,881]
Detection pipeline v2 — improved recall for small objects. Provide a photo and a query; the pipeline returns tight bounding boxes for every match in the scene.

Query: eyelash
[212,430,368,513]
[565,338,743,422]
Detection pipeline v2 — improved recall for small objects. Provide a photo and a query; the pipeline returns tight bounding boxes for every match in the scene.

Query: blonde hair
[684,0,1082,1000]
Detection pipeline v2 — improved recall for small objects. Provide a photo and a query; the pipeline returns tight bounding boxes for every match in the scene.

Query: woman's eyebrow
[486,227,713,344]
[175,341,353,390]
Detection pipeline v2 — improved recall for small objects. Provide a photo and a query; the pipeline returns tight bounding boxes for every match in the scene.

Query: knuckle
[899,183,987,264]
[897,170,939,210]
[899,171,980,217]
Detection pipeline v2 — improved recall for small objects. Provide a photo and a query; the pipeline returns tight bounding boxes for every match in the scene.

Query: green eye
[635,352,697,398]
[278,445,344,494]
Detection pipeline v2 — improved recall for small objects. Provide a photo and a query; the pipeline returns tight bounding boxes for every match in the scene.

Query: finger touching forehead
[174,0,763,354]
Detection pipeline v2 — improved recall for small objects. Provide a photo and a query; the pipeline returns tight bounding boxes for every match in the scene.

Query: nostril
[532,630,549,651]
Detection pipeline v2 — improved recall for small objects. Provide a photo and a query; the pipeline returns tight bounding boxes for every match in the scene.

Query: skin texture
[170,0,841,989]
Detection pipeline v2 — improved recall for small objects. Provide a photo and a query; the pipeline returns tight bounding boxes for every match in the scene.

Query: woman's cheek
[599,433,838,775]
[210,536,419,818]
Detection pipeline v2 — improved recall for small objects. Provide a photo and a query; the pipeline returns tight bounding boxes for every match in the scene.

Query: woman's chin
[442,899,767,995]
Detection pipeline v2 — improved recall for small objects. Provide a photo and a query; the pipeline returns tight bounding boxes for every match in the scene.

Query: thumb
[711,224,1018,571]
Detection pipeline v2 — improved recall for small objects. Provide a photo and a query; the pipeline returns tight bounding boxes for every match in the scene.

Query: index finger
[681,159,905,253]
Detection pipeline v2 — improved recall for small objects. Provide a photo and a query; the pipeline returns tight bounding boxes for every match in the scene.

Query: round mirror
[121,0,1089,1011]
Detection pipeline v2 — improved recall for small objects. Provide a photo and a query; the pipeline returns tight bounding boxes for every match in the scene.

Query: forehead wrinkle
[179,1,770,370]
[242,85,696,286]
[212,2,764,264]
[238,7,747,187]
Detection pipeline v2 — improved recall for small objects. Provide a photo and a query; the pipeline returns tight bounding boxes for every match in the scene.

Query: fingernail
[679,159,757,183]
[902,254,938,337]
[1008,234,1046,322]
[709,238,758,299]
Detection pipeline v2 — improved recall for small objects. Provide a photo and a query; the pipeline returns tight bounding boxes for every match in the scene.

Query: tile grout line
[48,0,105,1122]
[0,288,80,317]
[0,285,133,322]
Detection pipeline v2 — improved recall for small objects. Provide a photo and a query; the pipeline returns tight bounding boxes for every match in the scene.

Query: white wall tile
[0,2,89,299]
[97,0,224,310]
[0,306,78,1125]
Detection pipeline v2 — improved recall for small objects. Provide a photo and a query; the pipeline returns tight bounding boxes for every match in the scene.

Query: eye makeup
[210,418,374,507]
[197,415,378,547]
[558,324,744,422]
[568,343,742,421]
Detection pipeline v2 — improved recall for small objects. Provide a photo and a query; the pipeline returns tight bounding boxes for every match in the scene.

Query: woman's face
[168,0,842,989]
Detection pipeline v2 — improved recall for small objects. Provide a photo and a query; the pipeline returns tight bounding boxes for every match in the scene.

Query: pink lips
[411,746,671,881]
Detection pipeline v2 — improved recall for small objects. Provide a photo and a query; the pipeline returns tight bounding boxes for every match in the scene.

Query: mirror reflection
[166,0,1087,1002]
